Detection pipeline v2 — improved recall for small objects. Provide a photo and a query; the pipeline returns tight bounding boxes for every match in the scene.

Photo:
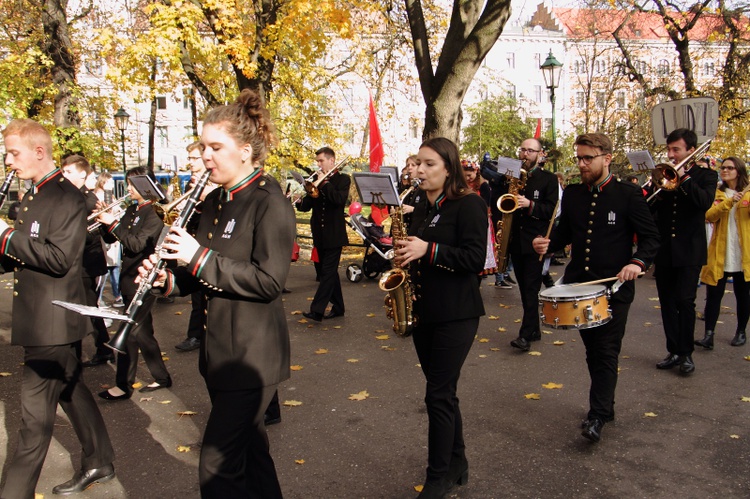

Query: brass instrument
[0,170,17,208]
[379,179,421,337]
[304,157,349,198]
[155,188,196,224]
[647,140,712,203]
[87,195,130,232]
[495,170,527,272]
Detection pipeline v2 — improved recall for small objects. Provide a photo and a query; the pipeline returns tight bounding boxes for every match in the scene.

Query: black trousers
[186,291,207,340]
[579,300,630,422]
[412,317,478,482]
[82,275,110,356]
[200,384,282,498]
[115,292,170,394]
[1,344,114,499]
[510,250,544,339]
[705,271,750,334]
[655,264,701,355]
[310,246,344,316]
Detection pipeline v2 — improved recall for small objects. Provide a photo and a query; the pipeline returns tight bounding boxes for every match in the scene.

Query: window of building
[703,61,715,77]
[534,85,542,103]
[573,59,586,74]
[576,92,586,109]
[183,88,193,109]
[507,84,516,99]
[634,60,648,74]
[156,126,168,148]
[594,59,606,74]
[616,91,626,109]
[595,91,606,107]
[657,59,670,77]
[506,52,515,69]
[85,59,103,77]
[409,118,420,139]
[534,53,542,68]
[156,96,167,110]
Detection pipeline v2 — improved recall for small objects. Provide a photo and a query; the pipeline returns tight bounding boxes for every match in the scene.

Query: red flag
[534,118,542,139]
[368,93,384,173]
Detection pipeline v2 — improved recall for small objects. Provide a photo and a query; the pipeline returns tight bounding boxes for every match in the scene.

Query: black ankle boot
[446,455,469,487]
[416,477,454,499]
[731,331,746,346]
[695,330,714,350]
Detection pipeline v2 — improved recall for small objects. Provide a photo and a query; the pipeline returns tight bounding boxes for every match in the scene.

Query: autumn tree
[461,94,535,159]
[405,0,512,142]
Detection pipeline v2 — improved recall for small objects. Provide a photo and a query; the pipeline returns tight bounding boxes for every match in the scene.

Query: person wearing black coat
[0,119,114,498]
[394,137,487,499]
[648,128,718,375]
[143,89,295,498]
[61,154,113,366]
[97,167,171,400]
[296,146,351,321]
[534,133,660,443]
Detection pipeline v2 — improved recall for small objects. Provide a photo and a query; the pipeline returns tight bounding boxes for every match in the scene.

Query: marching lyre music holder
[352,173,401,207]
[52,300,134,323]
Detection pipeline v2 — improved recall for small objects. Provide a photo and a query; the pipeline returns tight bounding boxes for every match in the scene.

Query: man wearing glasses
[504,138,559,351]
[533,133,660,442]
[649,128,717,375]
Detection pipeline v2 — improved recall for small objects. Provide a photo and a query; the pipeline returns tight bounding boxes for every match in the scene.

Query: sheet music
[352,173,401,206]
[52,300,134,323]
[626,151,656,172]
[497,157,523,178]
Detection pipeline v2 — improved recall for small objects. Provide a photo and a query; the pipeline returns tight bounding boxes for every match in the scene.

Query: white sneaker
[112,297,124,308]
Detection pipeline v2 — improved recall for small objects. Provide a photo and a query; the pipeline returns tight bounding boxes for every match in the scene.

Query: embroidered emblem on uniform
[533,190,540,200]
[30,221,40,238]
[429,214,440,227]
[608,211,616,225]
[222,219,236,238]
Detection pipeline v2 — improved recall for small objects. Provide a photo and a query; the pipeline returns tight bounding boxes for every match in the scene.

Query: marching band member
[649,128,718,375]
[97,167,172,400]
[0,119,115,497]
[141,88,295,497]
[295,147,350,321]
[533,133,660,443]
[696,157,750,349]
[394,137,487,498]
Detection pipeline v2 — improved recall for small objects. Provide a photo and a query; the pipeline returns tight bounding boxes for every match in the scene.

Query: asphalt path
[0,259,749,498]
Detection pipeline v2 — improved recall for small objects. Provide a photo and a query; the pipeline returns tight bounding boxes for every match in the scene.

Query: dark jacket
[408,192,487,323]
[296,172,350,249]
[549,175,660,304]
[164,171,296,390]
[0,169,88,346]
[81,186,107,278]
[101,200,164,297]
[649,165,718,267]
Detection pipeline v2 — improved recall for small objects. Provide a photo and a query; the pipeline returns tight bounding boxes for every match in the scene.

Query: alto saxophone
[379,179,421,337]
[494,169,526,273]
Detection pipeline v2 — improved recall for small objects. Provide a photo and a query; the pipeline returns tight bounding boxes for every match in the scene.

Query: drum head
[539,284,606,300]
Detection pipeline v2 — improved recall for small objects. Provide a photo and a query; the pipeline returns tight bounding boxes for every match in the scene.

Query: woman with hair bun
[141,88,296,497]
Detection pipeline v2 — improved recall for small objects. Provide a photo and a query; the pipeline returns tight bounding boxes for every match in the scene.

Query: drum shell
[538,284,612,329]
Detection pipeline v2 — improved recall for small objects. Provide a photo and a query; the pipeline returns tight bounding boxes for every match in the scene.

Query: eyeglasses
[720,165,736,171]
[518,148,540,154]
[187,156,202,162]
[576,153,607,165]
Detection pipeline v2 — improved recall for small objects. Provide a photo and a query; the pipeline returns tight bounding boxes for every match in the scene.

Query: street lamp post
[113,107,130,176]
[540,51,563,170]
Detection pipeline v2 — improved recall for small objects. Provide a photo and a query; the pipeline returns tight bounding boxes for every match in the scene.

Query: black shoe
[542,273,555,288]
[323,310,344,319]
[282,287,292,294]
[157,296,175,304]
[302,311,323,322]
[446,455,469,487]
[510,337,530,351]
[98,389,131,401]
[530,331,542,342]
[139,377,173,393]
[416,476,455,499]
[175,337,201,352]
[581,418,604,442]
[656,353,680,370]
[694,331,714,350]
[52,463,115,495]
[82,353,115,367]
[264,413,282,426]
[678,355,695,375]
[731,331,747,346]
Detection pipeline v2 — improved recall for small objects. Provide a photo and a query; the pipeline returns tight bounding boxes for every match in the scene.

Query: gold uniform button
[587,229,592,234]
[584,266,590,271]
[13,291,18,296]
[23,207,27,212]
[207,233,213,240]
[14,279,18,284]
[28,195,33,201]
[260,180,266,186]
[585,248,590,253]
[591,202,596,207]
[586,239,591,244]
[588,221,593,225]
[214,219,219,225]
[585,257,590,262]
[589,211,594,216]
[18,220,23,224]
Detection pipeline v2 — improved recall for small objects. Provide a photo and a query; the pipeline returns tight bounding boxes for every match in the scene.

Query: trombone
[304,157,349,198]
[647,140,712,203]
[87,195,130,232]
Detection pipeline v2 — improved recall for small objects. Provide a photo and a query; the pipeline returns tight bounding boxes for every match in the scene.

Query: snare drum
[539,284,612,329]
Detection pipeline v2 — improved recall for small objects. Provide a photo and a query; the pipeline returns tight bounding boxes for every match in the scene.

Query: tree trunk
[41,0,79,128]
[147,59,157,171]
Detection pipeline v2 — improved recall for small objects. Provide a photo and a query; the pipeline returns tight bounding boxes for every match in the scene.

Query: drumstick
[539,199,561,262]
[571,273,645,287]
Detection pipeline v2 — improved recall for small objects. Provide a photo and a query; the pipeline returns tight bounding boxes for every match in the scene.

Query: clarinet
[107,169,211,353]
[0,170,17,208]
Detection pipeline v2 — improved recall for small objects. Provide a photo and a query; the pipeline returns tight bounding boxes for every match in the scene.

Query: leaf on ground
[333,325,342,329]
[622,355,630,359]
[162,356,170,361]
[490,347,501,352]
[132,382,143,389]
[381,346,396,351]
[730,434,740,439]
[375,329,386,333]
[514,319,522,323]
[528,351,542,356]
[644,412,658,417]
[648,297,659,301]
[542,382,563,389]
[478,338,490,343]
[347,359,359,363]
[653,305,661,309]
[366,313,376,317]
[298,319,309,324]
[291,310,303,315]
[290,365,303,371]
[553,340,565,345]
[498,327,507,332]
[295,459,305,465]
[139,397,153,402]
[542,330,553,335]
[315,348,328,354]
[348,390,369,401]
[487,315,499,320]
[524,393,541,400]
[643,322,652,326]
[306,297,313,301]
[0,372,12,377]
[174,311,182,315]
[414,485,424,492]
[744,356,750,361]
[375,334,389,340]
[498,303,512,309]
[478,354,488,358]
[159,400,171,404]
[177,445,191,453]
[177,410,198,416]
[741,396,750,403]
[283,400,303,407]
